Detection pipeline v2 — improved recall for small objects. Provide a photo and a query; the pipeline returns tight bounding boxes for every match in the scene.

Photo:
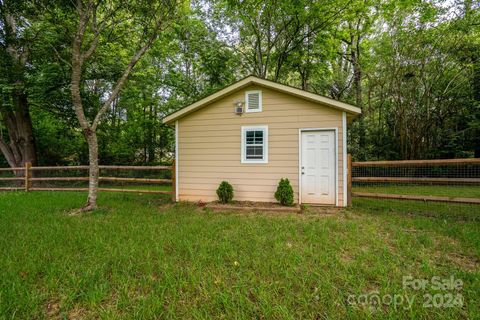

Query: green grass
[353,185,480,198]
[0,192,478,319]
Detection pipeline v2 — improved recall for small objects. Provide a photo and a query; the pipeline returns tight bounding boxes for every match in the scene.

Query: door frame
[298,128,338,206]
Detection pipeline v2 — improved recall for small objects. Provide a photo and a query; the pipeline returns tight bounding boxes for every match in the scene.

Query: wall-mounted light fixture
[234,101,244,115]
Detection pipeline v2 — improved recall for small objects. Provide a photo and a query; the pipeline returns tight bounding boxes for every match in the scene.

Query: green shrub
[216,181,234,203]
[275,178,294,206]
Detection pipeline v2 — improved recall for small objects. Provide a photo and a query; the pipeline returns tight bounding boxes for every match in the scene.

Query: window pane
[246,146,263,159]
[243,128,266,161]
[245,130,263,145]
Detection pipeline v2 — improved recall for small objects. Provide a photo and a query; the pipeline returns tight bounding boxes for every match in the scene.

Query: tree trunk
[85,130,99,210]
[12,89,37,166]
[351,30,365,157]
[0,89,37,169]
[147,104,155,163]
[0,9,37,169]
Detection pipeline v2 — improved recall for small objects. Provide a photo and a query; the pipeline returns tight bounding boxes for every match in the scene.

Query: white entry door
[301,130,336,204]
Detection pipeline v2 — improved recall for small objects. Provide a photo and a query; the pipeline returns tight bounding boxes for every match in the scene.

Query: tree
[214,0,351,82]
[348,0,479,160]
[2,0,478,175]
[69,0,178,211]
[0,1,38,168]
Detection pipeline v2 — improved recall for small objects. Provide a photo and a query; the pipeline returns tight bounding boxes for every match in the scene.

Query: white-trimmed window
[245,90,262,112]
[241,125,268,163]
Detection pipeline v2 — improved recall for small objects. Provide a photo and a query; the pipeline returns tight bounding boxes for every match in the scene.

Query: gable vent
[246,90,262,112]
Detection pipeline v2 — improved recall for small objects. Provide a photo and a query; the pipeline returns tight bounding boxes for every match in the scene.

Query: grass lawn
[353,185,480,199]
[0,191,479,319]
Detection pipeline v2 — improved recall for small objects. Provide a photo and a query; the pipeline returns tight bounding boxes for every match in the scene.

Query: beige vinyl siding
[177,85,345,205]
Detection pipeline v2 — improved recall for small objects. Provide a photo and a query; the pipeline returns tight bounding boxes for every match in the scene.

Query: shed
[163,76,361,206]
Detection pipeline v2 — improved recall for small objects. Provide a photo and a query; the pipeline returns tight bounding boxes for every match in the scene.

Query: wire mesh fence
[351,158,480,204]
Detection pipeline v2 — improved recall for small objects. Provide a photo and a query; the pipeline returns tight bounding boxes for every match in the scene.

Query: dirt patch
[339,251,354,264]
[339,244,373,265]
[430,250,479,272]
[444,252,479,273]
[67,306,87,320]
[157,203,176,211]
[45,300,61,319]
[304,206,342,215]
[429,235,479,272]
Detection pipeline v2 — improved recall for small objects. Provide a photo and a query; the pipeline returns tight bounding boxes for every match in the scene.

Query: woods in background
[1,0,479,168]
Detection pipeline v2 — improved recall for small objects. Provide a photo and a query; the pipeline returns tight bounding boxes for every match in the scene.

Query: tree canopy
[0,0,478,169]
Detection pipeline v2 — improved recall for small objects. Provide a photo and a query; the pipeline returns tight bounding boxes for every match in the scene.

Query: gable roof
[162,75,361,124]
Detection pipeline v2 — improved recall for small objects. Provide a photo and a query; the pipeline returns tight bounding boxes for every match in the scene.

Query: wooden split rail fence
[347,156,480,205]
[0,163,176,201]
[2,158,479,206]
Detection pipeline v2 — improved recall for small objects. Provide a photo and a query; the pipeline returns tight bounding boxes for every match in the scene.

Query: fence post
[347,154,352,206]
[24,162,32,192]
[171,160,176,203]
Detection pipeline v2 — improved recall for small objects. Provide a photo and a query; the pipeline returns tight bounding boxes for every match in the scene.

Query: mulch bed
[204,201,302,213]
[202,201,342,215]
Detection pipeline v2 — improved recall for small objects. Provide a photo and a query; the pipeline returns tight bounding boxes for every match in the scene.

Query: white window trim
[241,125,268,164]
[245,90,262,113]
